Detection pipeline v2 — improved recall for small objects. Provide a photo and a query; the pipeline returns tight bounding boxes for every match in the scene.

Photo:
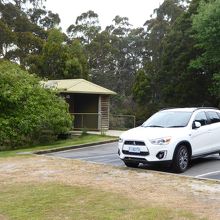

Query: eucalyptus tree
[30,28,89,80]
[0,0,60,67]
[105,16,134,95]
[192,0,220,104]
[67,10,101,44]
[159,0,217,107]
[0,19,15,58]
[143,0,186,104]
[131,0,186,121]
[87,30,116,87]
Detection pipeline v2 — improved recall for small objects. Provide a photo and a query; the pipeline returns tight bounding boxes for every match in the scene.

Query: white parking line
[196,170,220,178]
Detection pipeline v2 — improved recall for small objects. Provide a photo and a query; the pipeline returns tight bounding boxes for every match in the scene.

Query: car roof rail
[194,107,219,112]
[159,107,219,112]
[159,107,178,111]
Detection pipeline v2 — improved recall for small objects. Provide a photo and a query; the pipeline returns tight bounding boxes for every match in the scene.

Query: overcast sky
[45,0,164,31]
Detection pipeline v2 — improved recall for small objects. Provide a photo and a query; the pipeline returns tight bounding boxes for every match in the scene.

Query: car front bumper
[118,141,174,163]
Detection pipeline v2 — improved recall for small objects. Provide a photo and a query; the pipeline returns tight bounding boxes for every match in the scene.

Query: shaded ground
[0,155,220,219]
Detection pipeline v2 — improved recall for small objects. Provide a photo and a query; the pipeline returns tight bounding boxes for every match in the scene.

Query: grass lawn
[0,183,198,220]
[0,134,213,220]
[0,134,117,158]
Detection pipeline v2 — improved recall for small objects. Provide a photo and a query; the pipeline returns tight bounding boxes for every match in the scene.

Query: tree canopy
[192,0,220,101]
[0,60,72,149]
[1,0,220,125]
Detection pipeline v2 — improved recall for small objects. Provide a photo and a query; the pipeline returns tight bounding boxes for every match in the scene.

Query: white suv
[118,108,220,173]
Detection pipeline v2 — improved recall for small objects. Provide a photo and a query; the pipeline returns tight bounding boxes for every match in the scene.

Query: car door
[190,111,212,156]
[205,111,220,152]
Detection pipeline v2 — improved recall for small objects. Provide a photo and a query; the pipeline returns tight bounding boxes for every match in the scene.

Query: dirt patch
[0,155,220,219]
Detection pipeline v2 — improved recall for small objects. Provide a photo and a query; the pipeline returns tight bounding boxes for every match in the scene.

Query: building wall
[99,95,110,131]
[61,93,110,130]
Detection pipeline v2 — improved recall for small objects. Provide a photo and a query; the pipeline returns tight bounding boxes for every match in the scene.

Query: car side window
[206,111,220,124]
[194,112,208,126]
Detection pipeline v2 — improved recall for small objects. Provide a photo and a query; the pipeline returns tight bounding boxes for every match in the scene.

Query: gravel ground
[0,155,220,219]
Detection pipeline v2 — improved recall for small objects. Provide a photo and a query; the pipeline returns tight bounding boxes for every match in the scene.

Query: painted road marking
[196,170,220,178]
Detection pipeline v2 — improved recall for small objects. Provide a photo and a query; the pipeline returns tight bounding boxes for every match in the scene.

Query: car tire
[124,161,139,168]
[172,145,189,173]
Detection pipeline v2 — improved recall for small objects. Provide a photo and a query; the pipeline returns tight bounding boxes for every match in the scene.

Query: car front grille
[124,140,145,146]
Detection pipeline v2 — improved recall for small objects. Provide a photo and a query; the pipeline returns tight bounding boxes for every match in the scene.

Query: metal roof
[42,79,116,95]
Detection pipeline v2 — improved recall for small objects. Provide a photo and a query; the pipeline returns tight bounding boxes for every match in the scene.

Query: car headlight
[149,137,171,145]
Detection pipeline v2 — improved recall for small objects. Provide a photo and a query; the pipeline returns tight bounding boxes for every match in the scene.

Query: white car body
[118,108,220,172]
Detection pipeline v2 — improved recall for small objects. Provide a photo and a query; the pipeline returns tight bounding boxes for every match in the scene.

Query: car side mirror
[192,121,201,129]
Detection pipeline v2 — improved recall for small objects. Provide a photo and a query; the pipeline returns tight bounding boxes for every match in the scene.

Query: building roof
[42,79,116,95]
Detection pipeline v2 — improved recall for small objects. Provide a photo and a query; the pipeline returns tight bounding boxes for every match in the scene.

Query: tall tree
[159,0,216,107]
[67,10,101,44]
[192,0,220,104]
[0,0,60,66]
[30,29,88,79]
[28,8,61,30]
[88,16,145,98]
[132,0,186,115]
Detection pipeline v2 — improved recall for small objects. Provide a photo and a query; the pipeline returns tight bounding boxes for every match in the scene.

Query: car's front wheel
[124,161,139,168]
[172,145,190,173]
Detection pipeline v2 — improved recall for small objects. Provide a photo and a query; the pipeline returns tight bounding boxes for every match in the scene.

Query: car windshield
[142,111,192,128]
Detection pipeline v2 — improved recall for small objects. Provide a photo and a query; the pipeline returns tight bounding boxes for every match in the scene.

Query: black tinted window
[194,112,207,126]
[207,111,220,124]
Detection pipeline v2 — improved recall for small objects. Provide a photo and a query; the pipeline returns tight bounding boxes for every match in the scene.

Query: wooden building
[43,79,116,131]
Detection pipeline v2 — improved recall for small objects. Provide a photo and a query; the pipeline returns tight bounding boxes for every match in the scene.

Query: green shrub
[0,60,73,149]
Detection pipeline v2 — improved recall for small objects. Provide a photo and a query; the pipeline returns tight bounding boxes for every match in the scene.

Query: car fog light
[156,151,167,159]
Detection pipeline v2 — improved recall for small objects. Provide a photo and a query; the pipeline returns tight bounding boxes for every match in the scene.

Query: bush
[0,60,72,149]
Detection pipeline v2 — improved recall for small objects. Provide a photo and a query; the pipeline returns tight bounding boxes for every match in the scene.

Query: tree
[30,29,89,79]
[132,69,151,105]
[141,0,186,106]
[192,0,220,103]
[29,8,60,30]
[0,60,72,149]
[67,10,101,44]
[0,0,60,67]
[11,0,45,9]
[130,0,186,119]
[159,0,216,107]
[0,19,15,58]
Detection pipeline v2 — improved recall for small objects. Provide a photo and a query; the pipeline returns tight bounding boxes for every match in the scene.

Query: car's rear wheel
[172,145,189,173]
[124,161,139,168]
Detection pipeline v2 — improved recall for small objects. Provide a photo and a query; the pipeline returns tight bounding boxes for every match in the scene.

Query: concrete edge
[34,139,118,155]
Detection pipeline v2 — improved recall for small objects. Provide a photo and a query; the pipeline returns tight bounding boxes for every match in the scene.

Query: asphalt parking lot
[48,142,220,180]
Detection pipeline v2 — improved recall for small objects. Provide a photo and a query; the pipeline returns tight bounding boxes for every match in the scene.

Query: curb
[34,139,118,155]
